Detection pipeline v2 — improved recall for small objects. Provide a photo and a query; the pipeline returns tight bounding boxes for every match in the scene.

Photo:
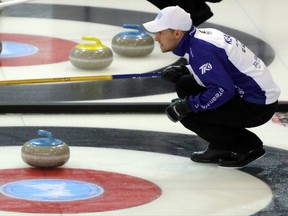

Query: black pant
[176,75,278,153]
[146,0,214,26]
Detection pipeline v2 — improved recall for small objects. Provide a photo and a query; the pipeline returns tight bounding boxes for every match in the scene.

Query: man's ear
[174,30,185,39]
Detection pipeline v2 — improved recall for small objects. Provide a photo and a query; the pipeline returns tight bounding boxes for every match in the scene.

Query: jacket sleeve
[187,54,236,112]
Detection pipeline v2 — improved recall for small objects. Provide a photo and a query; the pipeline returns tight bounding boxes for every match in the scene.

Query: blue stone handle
[37,130,55,144]
[122,24,147,35]
[27,130,63,146]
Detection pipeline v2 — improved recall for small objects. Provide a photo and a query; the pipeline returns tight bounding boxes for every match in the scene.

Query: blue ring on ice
[0,179,104,202]
[0,41,38,58]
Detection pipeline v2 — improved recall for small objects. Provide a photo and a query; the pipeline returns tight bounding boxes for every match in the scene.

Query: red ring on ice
[0,33,78,66]
[0,168,161,213]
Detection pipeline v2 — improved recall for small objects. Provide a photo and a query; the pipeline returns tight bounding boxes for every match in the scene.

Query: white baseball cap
[143,6,192,33]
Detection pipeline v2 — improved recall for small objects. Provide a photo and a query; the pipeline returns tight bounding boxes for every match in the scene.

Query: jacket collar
[173,26,197,56]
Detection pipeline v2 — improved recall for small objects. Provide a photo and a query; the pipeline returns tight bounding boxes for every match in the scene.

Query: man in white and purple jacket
[143,6,280,168]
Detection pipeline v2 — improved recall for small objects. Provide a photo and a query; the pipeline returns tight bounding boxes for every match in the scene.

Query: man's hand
[161,65,190,82]
[165,97,192,122]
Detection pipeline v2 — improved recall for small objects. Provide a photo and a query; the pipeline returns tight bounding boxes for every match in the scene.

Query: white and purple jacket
[173,26,281,112]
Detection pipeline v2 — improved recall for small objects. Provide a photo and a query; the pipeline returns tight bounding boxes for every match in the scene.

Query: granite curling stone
[112,24,154,57]
[70,36,113,70]
[21,130,70,168]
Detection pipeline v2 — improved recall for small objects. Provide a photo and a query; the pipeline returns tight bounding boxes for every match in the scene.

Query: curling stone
[112,24,154,57]
[21,130,70,168]
[70,36,113,70]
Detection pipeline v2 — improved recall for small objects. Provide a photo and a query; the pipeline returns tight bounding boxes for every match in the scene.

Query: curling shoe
[190,148,231,163]
[218,148,266,168]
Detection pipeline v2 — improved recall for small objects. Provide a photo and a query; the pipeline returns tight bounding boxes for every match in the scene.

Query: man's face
[154,29,182,53]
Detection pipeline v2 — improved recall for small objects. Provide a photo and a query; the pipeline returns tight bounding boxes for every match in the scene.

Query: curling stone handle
[80,36,107,49]
[37,130,55,144]
[122,24,146,34]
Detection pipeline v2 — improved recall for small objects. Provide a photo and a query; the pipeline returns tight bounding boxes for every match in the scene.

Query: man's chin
[162,50,172,53]
[159,45,173,53]
[160,48,169,53]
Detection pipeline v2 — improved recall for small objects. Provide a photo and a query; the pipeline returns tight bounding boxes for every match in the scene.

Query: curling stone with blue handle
[112,24,154,57]
[21,130,70,168]
[70,36,113,70]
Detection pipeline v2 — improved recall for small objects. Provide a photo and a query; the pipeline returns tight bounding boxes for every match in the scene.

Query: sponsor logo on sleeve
[199,63,212,75]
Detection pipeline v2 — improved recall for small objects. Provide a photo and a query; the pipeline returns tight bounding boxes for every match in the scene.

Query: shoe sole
[190,158,219,164]
[217,151,266,169]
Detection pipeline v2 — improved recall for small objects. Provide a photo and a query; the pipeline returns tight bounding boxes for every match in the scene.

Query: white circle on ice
[0,146,272,216]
